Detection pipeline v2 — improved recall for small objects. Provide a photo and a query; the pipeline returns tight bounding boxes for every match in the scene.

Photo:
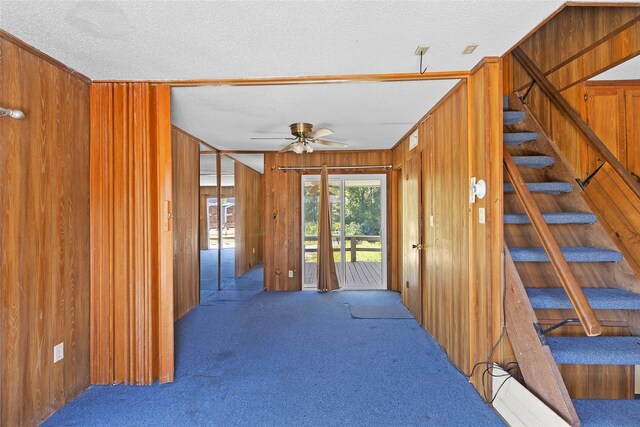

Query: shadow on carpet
[43,291,503,426]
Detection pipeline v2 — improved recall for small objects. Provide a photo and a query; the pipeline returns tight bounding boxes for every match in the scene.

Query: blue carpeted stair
[504,132,538,146]
[512,155,554,169]
[504,181,573,194]
[503,96,509,111]
[510,247,622,263]
[504,95,640,426]
[574,400,640,427]
[547,336,640,365]
[504,110,526,125]
[504,212,597,225]
[527,287,640,310]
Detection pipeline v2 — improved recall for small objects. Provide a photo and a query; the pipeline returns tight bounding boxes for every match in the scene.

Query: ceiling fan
[251,122,348,153]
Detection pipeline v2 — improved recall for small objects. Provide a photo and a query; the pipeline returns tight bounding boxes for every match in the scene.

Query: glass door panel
[343,179,384,288]
[302,175,385,290]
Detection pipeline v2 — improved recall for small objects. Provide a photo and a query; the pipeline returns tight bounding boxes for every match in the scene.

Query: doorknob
[411,243,423,250]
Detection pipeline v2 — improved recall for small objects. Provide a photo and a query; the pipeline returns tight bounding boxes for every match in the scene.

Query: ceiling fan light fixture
[305,144,314,153]
[292,143,305,154]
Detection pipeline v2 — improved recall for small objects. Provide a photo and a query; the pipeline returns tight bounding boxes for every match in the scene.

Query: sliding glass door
[302,174,386,290]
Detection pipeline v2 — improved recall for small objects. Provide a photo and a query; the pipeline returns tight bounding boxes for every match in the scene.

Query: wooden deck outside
[304,262,382,287]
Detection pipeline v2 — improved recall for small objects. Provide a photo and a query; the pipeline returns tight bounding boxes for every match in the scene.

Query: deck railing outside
[304,235,381,262]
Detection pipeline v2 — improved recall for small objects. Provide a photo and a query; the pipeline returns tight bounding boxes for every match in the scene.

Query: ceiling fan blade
[314,139,348,148]
[250,137,296,140]
[278,142,297,153]
[307,128,333,138]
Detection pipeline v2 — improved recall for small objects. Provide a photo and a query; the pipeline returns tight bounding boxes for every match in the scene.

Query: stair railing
[512,46,640,202]
[504,151,602,337]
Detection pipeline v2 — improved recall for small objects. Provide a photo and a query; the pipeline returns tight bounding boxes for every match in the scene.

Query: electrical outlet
[430,215,434,227]
[252,247,256,254]
[53,343,64,363]
[288,270,294,278]
[479,208,486,224]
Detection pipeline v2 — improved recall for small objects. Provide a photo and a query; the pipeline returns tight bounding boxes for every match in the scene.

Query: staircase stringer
[504,246,580,427]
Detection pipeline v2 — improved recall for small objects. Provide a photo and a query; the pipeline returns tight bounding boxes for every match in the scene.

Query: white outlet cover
[479,208,486,224]
[53,342,64,363]
[288,270,294,278]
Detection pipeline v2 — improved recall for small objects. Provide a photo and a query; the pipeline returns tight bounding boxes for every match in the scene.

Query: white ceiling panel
[171,79,460,151]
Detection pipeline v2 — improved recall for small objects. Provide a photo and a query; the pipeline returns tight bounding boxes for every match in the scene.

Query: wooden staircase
[502,93,640,426]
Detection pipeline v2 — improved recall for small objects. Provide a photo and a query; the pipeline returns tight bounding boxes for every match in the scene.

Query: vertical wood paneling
[0,35,90,426]
[504,6,640,179]
[467,59,503,391]
[398,82,472,375]
[172,127,200,320]
[392,67,502,397]
[235,162,264,276]
[90,83,174,386]
[584,163,640,278]
[263,151,392,291]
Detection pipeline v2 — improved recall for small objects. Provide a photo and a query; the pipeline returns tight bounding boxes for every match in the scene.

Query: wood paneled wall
[90,83,174,385]
[263,151,392,291]
[584,83,640,179]
[0,33,91,426]
[503,5,640,178]
[392,60,503,395]
[235,162,264,276]
[467,59,504,390]
[585,163,640,279]
[172,127,200,320]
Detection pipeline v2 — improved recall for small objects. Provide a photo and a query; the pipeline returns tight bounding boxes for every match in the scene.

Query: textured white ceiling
[1,0,570,80]
[2,0,629,161]
[590,55,640,81]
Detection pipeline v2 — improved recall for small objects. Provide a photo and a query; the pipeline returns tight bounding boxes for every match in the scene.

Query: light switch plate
[288,270,294,278]
[430,215,434,227]
[479,208,486,224]
[53,342,64,363]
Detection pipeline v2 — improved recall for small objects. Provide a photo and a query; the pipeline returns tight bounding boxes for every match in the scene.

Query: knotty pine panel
[90,83,174,386]
[0,34,90,426]
[503,5,640,178]
[172,127,200,320]
[392,68,504,397]
[263,150,392,291]
[507,6,640,92]
[467,60,504,392]
[585,163,640,279]
[235,162,264,276]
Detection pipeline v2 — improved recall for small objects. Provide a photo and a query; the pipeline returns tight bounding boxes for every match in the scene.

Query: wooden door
[402,152,422,323]
[625,90,640,179]
[585,87,626,176]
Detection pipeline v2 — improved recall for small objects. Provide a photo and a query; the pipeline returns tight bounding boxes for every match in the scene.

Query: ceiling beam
[94,71,469,87]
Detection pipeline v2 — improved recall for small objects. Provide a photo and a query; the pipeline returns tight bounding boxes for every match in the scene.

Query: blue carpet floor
[201,249,240,300]
[42,269,503,426]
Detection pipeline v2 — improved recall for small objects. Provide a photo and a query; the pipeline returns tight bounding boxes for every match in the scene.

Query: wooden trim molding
[94,71,470,87]
[0,29,91,83]
[583,79,640,87]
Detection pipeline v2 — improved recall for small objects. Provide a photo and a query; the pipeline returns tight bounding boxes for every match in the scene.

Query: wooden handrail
[512,47,640,202]
[504,151,601,337]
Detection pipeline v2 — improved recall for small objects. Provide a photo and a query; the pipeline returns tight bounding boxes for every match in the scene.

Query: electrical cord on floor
[436,261,523,404]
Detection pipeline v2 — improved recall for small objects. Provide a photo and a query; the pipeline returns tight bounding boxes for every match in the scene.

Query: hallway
[43,272,503,426]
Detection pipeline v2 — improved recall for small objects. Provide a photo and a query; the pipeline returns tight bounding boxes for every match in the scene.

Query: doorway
[302,174,387,290]
[402,153,422,322]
